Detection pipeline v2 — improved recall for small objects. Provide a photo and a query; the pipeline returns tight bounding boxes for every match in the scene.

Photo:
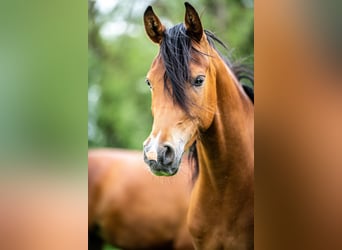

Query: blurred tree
[88,0,253,150]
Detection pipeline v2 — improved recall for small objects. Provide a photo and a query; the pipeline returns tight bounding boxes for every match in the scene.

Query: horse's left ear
[144,6,165,44]
[184,2,203,42]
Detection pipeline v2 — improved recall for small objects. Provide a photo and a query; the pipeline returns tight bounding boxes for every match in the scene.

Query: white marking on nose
[146,151,158,161]
[145,132,161,161]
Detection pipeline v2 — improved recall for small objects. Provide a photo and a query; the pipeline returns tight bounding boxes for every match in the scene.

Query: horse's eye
[145,79,152,89]
[193,75,205,87]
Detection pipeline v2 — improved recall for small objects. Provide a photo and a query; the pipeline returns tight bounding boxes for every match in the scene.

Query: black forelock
[160,23,194,114]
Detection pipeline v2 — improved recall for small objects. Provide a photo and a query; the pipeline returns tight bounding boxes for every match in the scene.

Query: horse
[88,148,195,250]
[143,2,254,250]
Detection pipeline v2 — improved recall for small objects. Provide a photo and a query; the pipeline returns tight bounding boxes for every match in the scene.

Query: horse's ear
[143,6,165,44]
[184,2,203,42]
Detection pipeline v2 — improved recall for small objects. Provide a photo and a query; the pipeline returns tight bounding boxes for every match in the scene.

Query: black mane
[160,24,254,181]
[204,29,254,103]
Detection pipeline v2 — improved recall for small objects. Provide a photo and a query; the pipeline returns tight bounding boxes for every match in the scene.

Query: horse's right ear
[143,6,165,44]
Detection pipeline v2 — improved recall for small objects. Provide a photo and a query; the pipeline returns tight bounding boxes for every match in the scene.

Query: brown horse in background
[88,148,194,250]
[143,3,254,249]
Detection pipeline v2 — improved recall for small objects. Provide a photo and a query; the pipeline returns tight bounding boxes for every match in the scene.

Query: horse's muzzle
[143,144,179,176]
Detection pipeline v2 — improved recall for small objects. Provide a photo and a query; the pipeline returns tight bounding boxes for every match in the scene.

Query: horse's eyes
[145,79,152,89]
[193,75,205,87]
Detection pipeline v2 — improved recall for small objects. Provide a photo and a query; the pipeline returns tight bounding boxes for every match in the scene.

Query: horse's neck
[196,57,254,208]
[190,59,254,248]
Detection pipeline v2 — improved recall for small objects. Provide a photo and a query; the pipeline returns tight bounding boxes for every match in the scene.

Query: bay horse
[143,3,254,250]
[88,148,194,250]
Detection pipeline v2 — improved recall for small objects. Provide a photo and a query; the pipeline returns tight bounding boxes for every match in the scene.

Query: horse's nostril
[162,145,175,166]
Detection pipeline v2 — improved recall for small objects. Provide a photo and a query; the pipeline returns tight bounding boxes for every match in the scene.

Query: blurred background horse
[88,148,194,250]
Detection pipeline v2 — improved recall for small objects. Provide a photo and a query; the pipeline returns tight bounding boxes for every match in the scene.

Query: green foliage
[88,0,254,150]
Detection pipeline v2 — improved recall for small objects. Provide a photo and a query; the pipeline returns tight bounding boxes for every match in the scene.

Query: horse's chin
[148,161,180,177]
[150,168,178,176]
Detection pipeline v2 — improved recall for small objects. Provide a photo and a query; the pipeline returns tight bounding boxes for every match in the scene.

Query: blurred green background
[0,0,87,169]
[88,0,254,151]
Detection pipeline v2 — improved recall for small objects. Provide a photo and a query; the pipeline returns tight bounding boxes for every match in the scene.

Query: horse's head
[143,3,217,176]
